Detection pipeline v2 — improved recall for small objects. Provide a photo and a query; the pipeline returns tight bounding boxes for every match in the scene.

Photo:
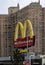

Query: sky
[0,0,45,14]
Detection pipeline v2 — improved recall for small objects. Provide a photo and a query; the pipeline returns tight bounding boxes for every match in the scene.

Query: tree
[13,49,25,65]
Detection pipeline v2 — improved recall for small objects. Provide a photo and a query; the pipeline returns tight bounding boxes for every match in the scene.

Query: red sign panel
[14,36,35,48]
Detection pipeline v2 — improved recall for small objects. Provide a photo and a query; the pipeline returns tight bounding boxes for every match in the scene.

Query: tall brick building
[0,1,45,56]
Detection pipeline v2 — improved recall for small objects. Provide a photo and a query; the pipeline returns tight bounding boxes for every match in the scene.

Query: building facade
[0,4,19,57]
[0,15,8,56]
[0,1,45,56]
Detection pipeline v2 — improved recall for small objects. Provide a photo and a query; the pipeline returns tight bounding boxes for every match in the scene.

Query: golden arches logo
[14,20,34,41]
[14,20,35,48]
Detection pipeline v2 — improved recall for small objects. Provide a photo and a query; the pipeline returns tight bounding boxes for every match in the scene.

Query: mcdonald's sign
[14,20,35,48]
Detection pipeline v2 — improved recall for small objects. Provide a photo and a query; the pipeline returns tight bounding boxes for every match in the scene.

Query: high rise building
[0,4,19,56]
[0,1,45,56]
[0,15,8,56]
[8,3,19,14]
[9,1,45,54]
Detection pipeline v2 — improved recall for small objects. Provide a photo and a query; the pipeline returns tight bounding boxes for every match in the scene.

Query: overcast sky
[0,0,45,14]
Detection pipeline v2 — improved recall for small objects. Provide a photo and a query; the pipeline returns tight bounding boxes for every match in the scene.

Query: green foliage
[13,49,25,65]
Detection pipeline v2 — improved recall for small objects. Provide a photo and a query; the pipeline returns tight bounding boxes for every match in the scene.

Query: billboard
[14,20,35,48]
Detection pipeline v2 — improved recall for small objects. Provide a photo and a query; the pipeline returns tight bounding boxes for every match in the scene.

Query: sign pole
[27,31,29,62]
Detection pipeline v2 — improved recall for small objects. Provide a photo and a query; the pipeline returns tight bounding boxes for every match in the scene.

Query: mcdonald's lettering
[14,20,35,48]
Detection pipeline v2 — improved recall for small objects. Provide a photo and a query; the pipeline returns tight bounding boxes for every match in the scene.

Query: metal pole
[27,35,28,61]
[27,36,31,65]
[27,31,30,65]
[27,31,29,62]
